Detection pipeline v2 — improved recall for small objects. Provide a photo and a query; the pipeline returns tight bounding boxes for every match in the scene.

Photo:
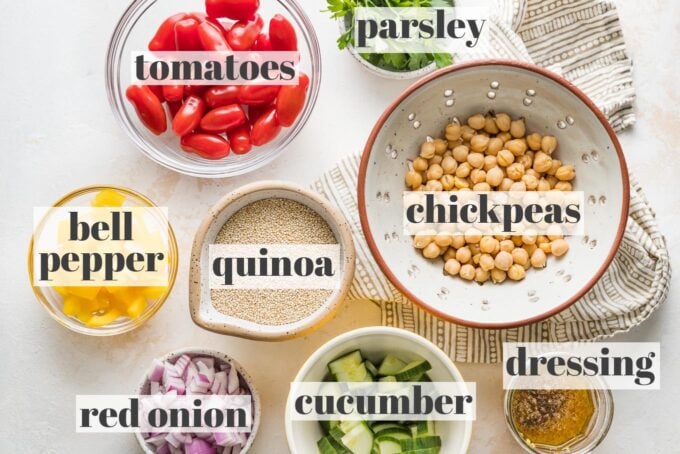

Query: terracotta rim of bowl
[358,59,630,329]
[189,180,356,340]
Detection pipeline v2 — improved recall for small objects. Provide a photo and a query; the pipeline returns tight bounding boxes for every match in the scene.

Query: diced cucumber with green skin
[399,436,441,451]
[378,376,397,382]
[377,354,408,376]
[376,432,412,442]
[321,420,340,433]
[365,361,380,377]
[329,351,374,382]
[373,427,412,438]
[369,423,404,433]
[318,436,351,454]
[394,360,432,381]
[401,448,440,454]
[376,438,402,454]
[409,420,435,437]
[341,422,374,454]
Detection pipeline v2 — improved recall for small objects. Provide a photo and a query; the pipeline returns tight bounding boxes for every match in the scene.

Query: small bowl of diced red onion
[135,348,261,453]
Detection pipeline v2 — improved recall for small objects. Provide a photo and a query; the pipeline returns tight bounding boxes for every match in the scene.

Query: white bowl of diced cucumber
[285,327,473,454]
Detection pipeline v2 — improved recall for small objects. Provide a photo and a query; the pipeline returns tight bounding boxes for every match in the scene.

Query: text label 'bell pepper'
[124,0,309,160]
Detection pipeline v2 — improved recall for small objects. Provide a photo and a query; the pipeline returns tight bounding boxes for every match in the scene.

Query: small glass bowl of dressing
[504,376,614,454]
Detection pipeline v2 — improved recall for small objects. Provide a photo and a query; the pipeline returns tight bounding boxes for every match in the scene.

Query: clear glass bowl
[504,382,614,453]
[28,186,179,336]
[106,0,321,178]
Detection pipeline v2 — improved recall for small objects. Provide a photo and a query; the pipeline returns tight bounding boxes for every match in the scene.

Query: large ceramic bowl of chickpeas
[358,60,629,328]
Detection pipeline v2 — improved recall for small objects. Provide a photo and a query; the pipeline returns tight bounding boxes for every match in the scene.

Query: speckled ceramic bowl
[189,181,356,340]
[358,60,629,328]
[135,348,261,453]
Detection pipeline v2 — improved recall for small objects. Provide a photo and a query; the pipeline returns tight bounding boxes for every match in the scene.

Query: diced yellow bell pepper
[91,188,126,208]
[66,286,101,300]
[62,296,83,316]
[142,286,167,300]
[86,309,122,327]
[126,296,148,319]
[54,286,70,297]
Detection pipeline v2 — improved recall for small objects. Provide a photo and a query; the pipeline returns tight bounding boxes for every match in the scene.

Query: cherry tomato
[148,85,165,103]
[247,103,270,124]
[269,14,297,51]
[205,16,232,37]
[276,72,309,127]
[162,85,185,102]
[148,13,187,51]
[167,101,182,118]
[172,95,206,136]
[250,106,281,146]
[174,18,202,51]
[204,86,240,109]
[181,133,230,159]
[206,0,260,22]
[189,12,208,22]
[198,21,230,51]
[227,15,263,51]
[126,85,167,135]
[253,33,272,51]
[185,85,210,97]
[238,85,280,106]
[200,104,247,133]
[227,124,253,154]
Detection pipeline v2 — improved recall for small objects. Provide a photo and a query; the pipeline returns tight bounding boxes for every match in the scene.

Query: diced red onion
[185,438,217,454]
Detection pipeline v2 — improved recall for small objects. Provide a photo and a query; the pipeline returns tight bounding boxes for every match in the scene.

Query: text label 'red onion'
[132,51,300,85]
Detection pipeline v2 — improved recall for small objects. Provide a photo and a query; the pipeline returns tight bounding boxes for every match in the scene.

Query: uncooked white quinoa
[211,198,337,325]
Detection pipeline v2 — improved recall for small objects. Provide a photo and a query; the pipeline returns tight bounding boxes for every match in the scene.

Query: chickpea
[494,250,513,271]
[444,248,457,261]
[523,243,537,256]
[495,113,511,132]
[426,164,444,180]
[499,178,514,191]
[423,242,442,259]
[547,225,564,241]
[469,243,481,256]
[472,253,481,265]
[497,131,512,143]
[461,125,476,141]
[547,159,562,176]
[483,155,498,171]
[479,253,495,271]
[512,247,529,266]
[455,162,472,178]
[510,118,526,138]
[452,145,469,163]
[456,246,472,263]
[526,132,542,151]
[484,115,500,134]
[467,152,485,169]
[491,268,507,283]
[445,259,461,276]
[433,138,448,155]
[486,166,504,187]
[413,157,428,172]
[539,242,552,254]
[506,163,525,180]
[510,181,527,192]
[537,178,551,191]
[533,152,553,173]
[554,181,572,191]
[425,180,443,191]
[525,168,540,178]
[464,228,482,244]
[508,264,526,281]
[470,134,490,152]
[441,174,455,190]
[470,169,487,184]
[475,267,490,283]
[480,236,499,254]
[434,232,453,247]
[522,174,539,190]
[420,141,436,159]
[546,175,558,189]
[555,165,576,181]
[551,238,570,257]
[518,152,534,169]
[512,235,524,247]
[487,137,503,156]
[459,264,476,280]
[405,170,423,189]
[441,156,457,174]
[500,239,515,253]
[541,135,557,154]
[506,139,528,156]
[497,149,515,167]
[413,230,435,248]
[530,248,547,268]
[467,114,486,130]
[429,155,443,165]
[445,123,462,141]
[536,235,549,245]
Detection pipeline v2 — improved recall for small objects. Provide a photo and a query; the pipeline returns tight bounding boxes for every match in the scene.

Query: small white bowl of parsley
[325,0,454,79]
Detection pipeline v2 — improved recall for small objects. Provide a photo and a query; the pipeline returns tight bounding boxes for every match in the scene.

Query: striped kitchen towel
[312,0,671,363]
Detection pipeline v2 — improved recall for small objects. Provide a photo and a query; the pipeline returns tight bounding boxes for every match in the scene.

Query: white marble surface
[1,0,678,452]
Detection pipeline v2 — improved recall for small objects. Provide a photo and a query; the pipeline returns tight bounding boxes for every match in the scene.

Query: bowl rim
[133,347,261,453]
[357,59,630,329]
[27,185,179,336]
[105,0,322,179]
[284,326,473,454]
[189,180,356,340]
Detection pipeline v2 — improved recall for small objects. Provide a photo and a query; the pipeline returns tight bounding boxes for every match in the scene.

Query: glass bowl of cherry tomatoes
[106,0,321,178]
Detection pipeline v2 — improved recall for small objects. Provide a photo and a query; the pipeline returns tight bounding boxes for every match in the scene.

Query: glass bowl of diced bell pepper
[28,186,179,336]
[106,0,321,178]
